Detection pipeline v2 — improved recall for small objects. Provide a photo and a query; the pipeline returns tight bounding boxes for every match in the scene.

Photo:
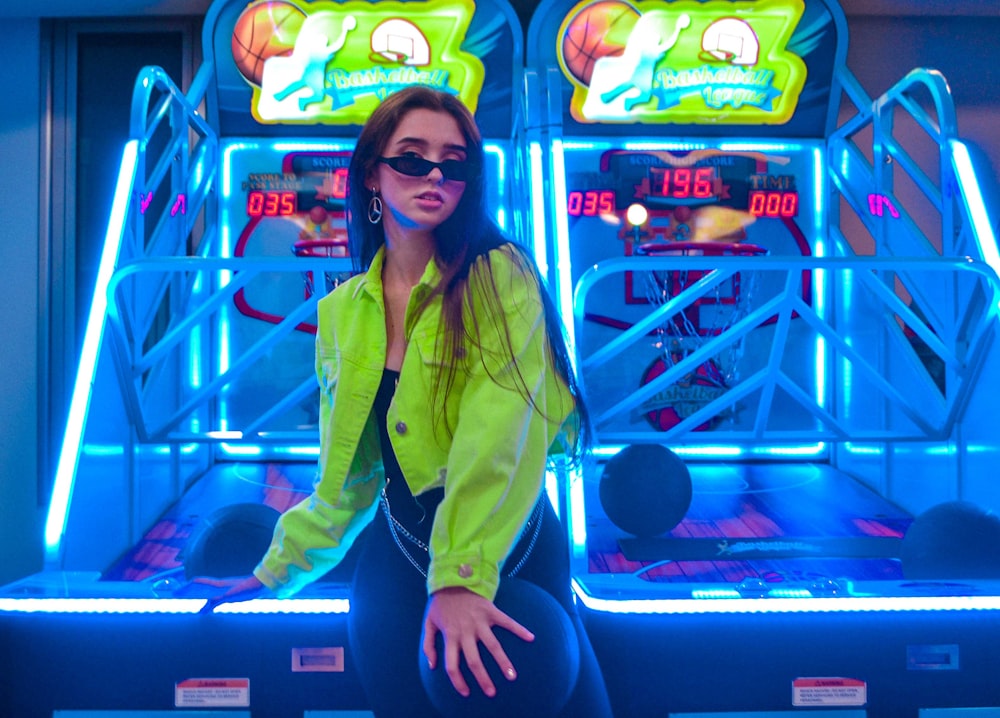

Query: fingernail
[505,667,516,680]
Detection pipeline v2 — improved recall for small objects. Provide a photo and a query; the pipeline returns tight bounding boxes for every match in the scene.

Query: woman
[219,85,612,718]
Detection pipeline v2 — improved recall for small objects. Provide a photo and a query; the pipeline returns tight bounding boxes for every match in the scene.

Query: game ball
[308,205,328,224]
[231,0,306,86]
[672,205,693,223]
[900,501,1000,580]
[599,443,692,537]
[420,578,580,718]
[561,0,640,85]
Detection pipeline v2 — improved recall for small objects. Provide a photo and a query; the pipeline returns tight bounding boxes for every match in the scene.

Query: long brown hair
[346,86,590,460]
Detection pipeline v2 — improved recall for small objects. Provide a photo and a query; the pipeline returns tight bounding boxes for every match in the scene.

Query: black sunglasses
[378,155,471,182]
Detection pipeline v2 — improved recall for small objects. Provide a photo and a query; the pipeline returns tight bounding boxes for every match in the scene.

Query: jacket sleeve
[253,294,383,598]
[425,246,574,601]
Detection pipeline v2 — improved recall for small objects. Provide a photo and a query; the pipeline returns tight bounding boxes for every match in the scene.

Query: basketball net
[292,237,349,298]
[636,240,767,431]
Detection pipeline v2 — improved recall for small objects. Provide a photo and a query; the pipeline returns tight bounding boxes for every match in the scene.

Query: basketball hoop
[636,240,767,431]
[293,237,349,298]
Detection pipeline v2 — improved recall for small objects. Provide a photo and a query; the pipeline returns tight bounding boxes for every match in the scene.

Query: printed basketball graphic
[641,355,725,432]
[561,0,640,85]
[232,0,307,86]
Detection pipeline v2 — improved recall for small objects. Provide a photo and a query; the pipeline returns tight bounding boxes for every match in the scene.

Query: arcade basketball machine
[0,0,526,716]
[524,0,1000,715]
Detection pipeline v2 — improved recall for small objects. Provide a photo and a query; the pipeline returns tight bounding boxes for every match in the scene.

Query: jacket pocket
[412,327,448,367]
[317,351,340,394]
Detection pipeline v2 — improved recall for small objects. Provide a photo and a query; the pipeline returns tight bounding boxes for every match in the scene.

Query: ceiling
[2,0,997,17]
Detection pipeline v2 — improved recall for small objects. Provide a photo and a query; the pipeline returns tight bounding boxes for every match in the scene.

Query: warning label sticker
[175,677,250,707]
[792,677,867,707]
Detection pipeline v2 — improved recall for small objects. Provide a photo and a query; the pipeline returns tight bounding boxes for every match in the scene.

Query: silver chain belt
[379,486,545,579]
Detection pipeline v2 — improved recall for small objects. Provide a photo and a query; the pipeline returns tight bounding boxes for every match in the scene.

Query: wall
[0,19,44,585]
[845,12,1000,188]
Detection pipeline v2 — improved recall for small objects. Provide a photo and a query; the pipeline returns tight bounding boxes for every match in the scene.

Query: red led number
[652,167,716,199]
[749,191,798,218]
[568,190,615,217]
[330,168,349,200]
[247,191,296,217]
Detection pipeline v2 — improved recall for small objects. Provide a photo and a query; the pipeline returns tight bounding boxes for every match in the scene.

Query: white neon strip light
[812,147,828,416]
[221,141,250,200]
[624,140,706,152]
[550,140,576,358]
[485,144,507,230]
[285,445,322,457]
[718,141,804,153]
[220,442,262,457]
[81,443,199,458]
[813,146,825,251]
[672,445,745,459]
[596,444,828,460]
[44,141,139,559]
[951,140,1000,280]
[561,140,600,151]
[841,269,854,422]
[844,442,881,456]
[212,598,350,614]
[218,143,240,433]
[767,443,826,457]
[0,598,204,614]
[485,143,505,183]
[529,141,549,277]
[9,591,1000,616]
[271,141,351,152]
[0,597,350,615]
[207,431,243,440]
[573,582,1000,614]
[568,464,587,551]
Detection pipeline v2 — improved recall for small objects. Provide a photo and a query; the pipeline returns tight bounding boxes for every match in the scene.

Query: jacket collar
[352,245,443,302]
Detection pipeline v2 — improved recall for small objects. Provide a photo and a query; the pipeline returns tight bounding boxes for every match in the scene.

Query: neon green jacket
[254,243,575,601]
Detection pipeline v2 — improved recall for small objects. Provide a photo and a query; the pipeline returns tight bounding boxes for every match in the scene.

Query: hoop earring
[367,187,383,224]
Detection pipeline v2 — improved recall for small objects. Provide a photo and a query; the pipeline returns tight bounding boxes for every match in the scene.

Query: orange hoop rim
[637,240,768,257]
[293,238,349,257]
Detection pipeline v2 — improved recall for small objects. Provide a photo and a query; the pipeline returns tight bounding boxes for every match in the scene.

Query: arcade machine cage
[4,0,529,605]
[512,1,1000,714]
[521,0,1000,613]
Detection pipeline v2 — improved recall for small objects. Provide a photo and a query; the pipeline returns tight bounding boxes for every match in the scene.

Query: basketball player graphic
[260,12,357,114]
[583,11,690,119]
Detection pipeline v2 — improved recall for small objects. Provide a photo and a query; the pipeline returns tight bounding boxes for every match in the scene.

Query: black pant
[347,496,613,718]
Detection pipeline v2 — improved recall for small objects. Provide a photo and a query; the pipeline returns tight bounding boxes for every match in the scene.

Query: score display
[749,190,799,218]
[566,151,807,225]
[568,190,615,217]
[650,166,718,200]
[244,163,350,219]
[247,190,296,217]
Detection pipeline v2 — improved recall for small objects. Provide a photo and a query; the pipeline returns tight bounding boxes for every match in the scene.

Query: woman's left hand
[422,585,535,698]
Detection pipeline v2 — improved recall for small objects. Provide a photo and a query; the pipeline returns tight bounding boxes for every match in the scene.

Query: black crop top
[373,368,443,532]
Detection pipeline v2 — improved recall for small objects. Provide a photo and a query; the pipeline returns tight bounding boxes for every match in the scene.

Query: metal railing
[106,256,350,443]
[574,255,999,446]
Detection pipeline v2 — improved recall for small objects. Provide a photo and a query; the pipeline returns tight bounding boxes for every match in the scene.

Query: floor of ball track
[104,461,911,593]
[583,462,911,586]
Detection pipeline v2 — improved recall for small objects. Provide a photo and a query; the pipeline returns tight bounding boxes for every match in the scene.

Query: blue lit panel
[214,139,509,460]
[550,139,824,455]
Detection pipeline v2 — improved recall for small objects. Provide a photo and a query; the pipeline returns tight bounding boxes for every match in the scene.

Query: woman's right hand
[196,574,268,613]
